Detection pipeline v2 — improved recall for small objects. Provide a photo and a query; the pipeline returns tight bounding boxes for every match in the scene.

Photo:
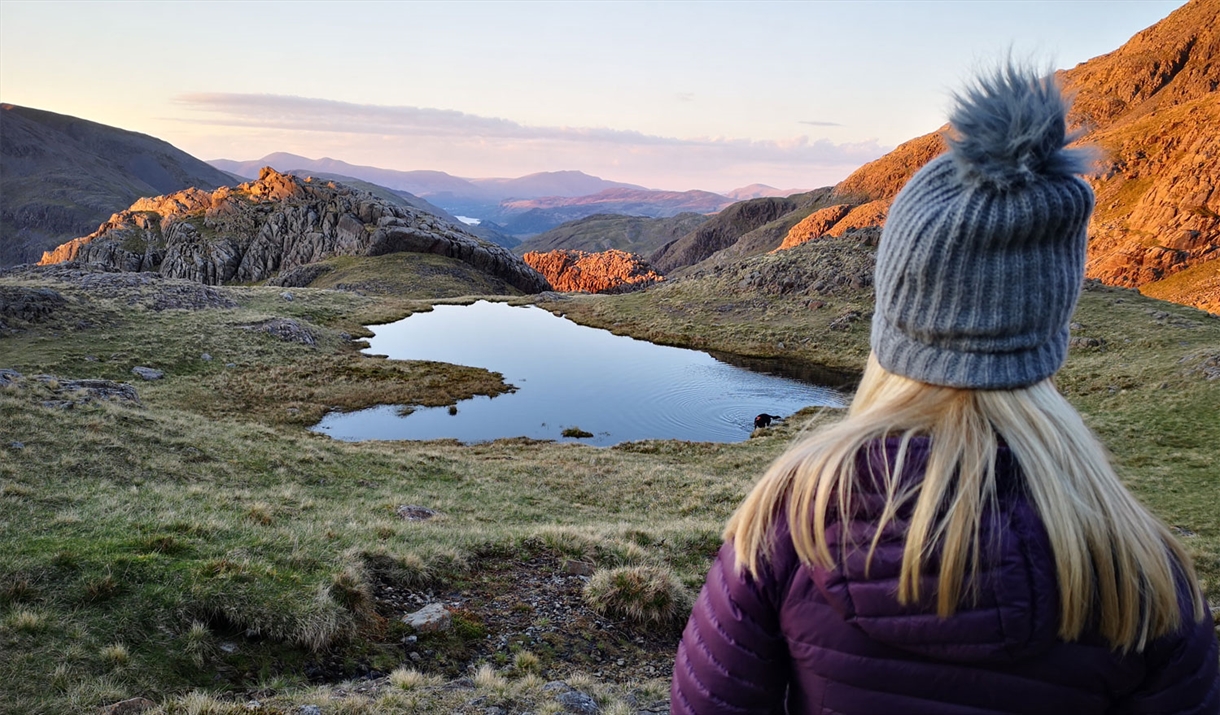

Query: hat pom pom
[946,63,1092,190]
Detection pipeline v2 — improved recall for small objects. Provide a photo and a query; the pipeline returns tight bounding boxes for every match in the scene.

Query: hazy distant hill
[469,170,646,198]
[776,0,1220,313]
[209,154,646,218]
[513,213,710,256]
[724,184,807,201]
[0,104,233,266]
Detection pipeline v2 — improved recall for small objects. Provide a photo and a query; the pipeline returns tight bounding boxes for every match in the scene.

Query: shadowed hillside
[514,213,710,256]
[0,104,234,266]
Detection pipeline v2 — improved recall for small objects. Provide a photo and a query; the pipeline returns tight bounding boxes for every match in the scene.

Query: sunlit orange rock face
[772,0,1220,313]
[522,249,664,294]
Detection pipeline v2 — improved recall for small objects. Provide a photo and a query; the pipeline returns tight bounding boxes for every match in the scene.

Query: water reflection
[313,300,849,446]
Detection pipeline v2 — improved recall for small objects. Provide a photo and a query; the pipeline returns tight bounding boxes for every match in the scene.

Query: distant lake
[312,301,850,446]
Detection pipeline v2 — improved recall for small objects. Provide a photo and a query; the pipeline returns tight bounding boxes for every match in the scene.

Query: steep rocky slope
[774,0,1219,313]
[514,213,710,256]
[39,168,550,293]
[649,192,832,273]
[0,104,234,266]
[522,249,664,294]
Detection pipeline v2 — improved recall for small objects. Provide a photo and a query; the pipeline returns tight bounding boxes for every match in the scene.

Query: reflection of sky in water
[313,300,848,446]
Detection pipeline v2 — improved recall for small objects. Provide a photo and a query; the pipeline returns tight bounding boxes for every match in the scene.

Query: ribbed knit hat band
[870,64,1095,389]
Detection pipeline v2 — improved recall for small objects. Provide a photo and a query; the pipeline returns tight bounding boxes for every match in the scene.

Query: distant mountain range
[208,153,746,236]
[0,104,233,265]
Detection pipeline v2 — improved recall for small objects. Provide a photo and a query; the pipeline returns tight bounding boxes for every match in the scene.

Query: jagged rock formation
[772,0,1219,313]
[522,249,663,294]
[0,104,234,266]
[39,168,551,294]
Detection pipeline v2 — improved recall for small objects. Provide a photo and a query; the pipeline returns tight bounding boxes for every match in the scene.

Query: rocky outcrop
[522,249,664,294]
[776,205,853,251]
[39,168,551,294]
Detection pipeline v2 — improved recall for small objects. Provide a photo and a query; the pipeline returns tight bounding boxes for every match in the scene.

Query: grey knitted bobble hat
[870,64,1096,389]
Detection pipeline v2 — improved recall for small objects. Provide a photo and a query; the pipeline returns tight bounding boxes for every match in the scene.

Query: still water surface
[313,301,848,446]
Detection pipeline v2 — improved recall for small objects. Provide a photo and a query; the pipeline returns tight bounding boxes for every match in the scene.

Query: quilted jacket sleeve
[671,537,793,714]
[1114,597,1220,715]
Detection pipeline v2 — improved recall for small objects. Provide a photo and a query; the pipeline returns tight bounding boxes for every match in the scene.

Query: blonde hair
[727,353,1203,652]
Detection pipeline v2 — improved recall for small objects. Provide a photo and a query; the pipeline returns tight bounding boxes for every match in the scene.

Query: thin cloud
[675,92,695,102]
[799,120,842,127]
[174,93,884,167]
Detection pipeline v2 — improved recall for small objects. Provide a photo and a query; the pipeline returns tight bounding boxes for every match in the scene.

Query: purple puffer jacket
[672,438,1219,714]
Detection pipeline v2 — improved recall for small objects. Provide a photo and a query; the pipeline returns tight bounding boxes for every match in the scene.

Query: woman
[671,64,1218,714]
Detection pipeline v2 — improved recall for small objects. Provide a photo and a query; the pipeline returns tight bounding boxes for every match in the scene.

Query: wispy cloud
[799,120,842,127]
[174,93,887,189]
[178,94,878,160]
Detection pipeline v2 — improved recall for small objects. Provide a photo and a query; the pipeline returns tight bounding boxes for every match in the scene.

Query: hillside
[649,193,828,273]
[772,0,1220,313]
[495,188,732,237]
[513,213,710,256]
[38,168,549,293]
[0,104,234,266]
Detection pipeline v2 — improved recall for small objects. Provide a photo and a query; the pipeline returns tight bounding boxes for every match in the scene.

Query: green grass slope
[1,242,1217,711]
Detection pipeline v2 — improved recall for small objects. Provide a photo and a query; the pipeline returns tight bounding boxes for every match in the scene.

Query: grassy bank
[2,251,1218,713]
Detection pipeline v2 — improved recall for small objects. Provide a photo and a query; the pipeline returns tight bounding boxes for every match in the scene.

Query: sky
[0,0,1189,193]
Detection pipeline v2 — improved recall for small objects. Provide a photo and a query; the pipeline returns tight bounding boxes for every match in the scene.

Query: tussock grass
[584,565,693,626]
[2,260,1218,712]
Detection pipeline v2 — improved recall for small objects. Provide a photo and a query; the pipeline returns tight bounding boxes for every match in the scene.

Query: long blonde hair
[727,353,1204,652]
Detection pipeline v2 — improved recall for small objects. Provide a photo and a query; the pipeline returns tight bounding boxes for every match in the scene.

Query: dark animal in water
[754,413,781,429]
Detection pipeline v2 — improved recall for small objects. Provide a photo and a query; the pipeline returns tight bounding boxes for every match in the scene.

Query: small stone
[131,366,164,380]
[556,689,599,714]
[85,355,99,362]
[410,651,422,661]
[245,701,262,711]
[102,697,157,714]
[396,505,438,521]
[403,603,451,632]
[543,681,570,692]
[297,707,321,715]
[616,659,625,666]
[564,559,594,576]
[280,292,294,301]
[9,441,23,450]
[226,363,236,368]
[201,353,212,362]
[405,635,417,643]
[219,641,238,654]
